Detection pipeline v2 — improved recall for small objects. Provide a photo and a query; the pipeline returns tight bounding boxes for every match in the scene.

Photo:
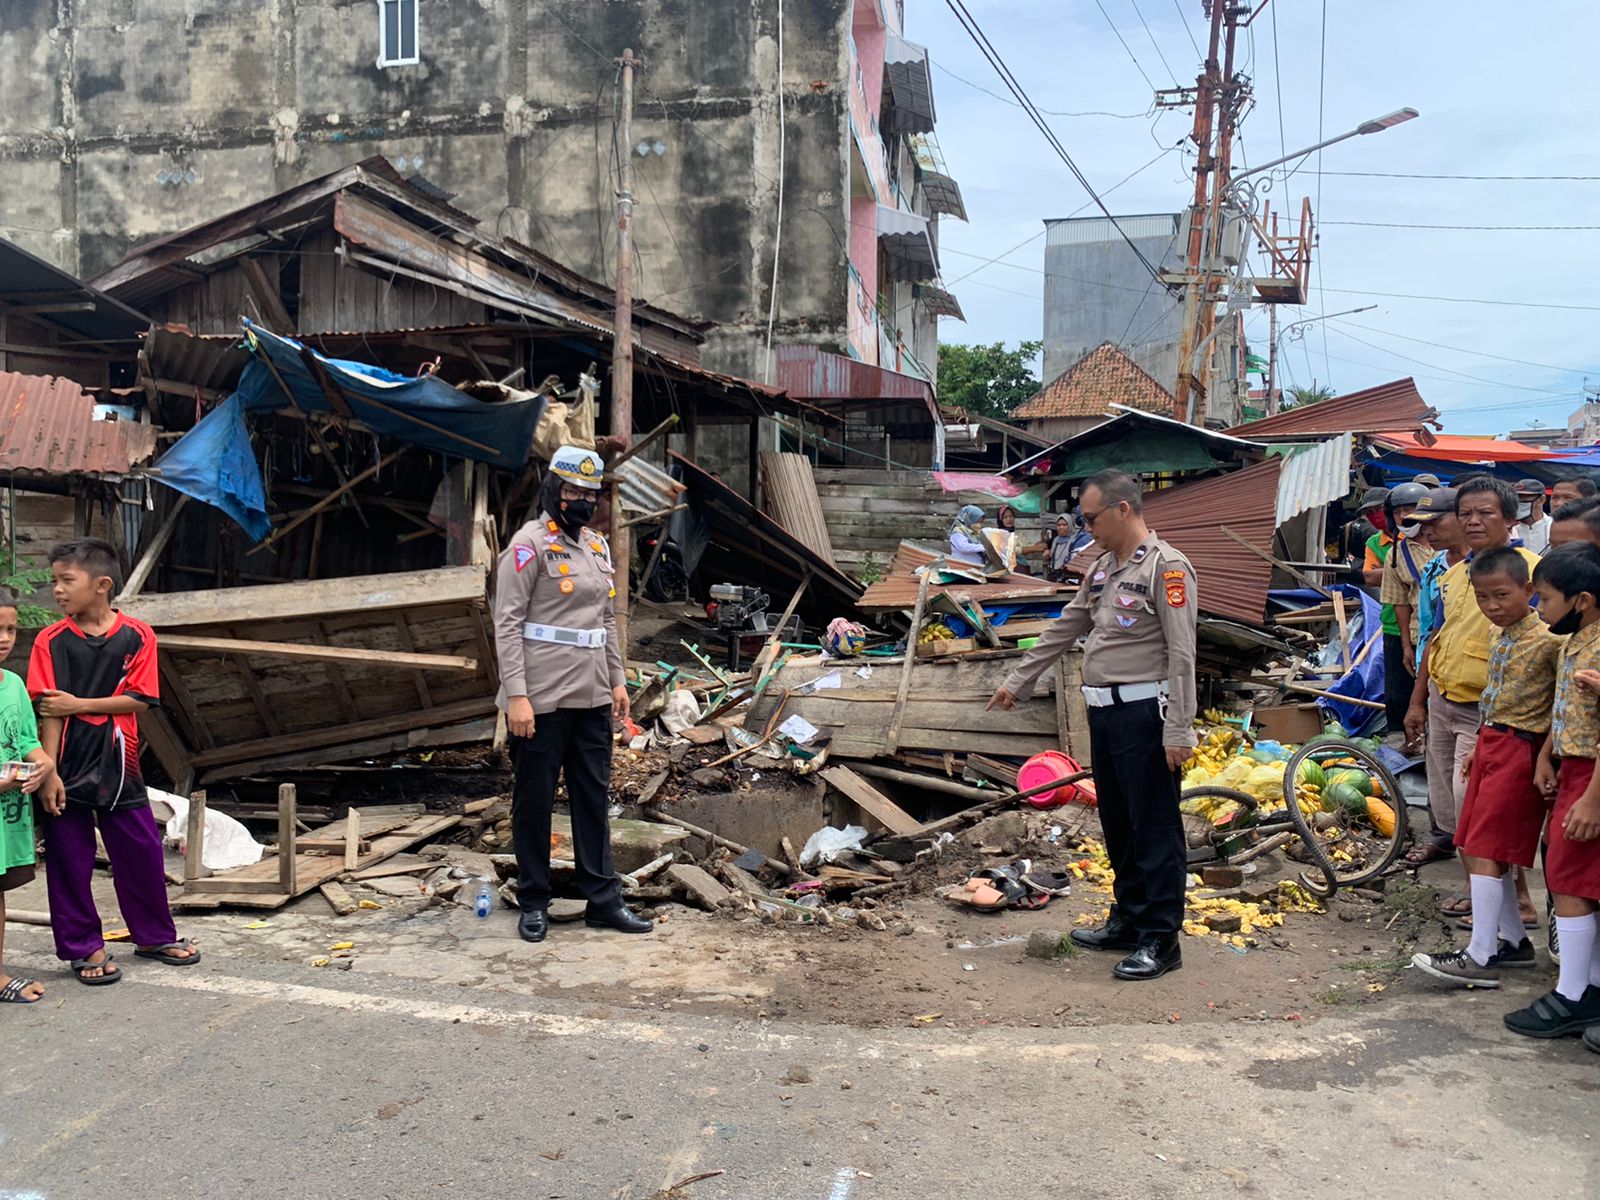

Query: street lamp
[1232,108,1419,182]
[1265,305,1377,413]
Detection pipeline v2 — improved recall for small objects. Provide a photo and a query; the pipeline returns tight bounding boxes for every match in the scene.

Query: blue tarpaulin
[152,393,273,541]
[235,319,543,472]
[1270,585,1387,735]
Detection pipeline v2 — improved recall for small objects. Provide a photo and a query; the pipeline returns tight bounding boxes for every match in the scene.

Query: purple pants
[43,802,177,961]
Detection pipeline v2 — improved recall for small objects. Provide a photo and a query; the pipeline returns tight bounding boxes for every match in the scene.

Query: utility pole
[610,48,642,655]
[1265,302,1279,415]
[1167,2,1225,424]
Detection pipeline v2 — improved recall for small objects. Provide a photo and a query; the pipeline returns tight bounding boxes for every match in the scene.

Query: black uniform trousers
[509,705,621,913]
[1086,696,1186,940]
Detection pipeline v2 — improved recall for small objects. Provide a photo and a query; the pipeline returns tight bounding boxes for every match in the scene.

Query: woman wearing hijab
[997,505,1042,574]
[950,504,988,566]
[1047,514,1078,581]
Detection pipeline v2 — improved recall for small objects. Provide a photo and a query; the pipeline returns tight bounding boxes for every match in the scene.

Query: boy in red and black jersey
[28,539,198,984]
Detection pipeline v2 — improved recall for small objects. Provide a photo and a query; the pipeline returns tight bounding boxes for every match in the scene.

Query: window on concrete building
[378,0,419,67]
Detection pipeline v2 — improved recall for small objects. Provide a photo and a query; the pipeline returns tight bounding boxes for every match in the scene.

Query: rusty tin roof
[0,371,158,481]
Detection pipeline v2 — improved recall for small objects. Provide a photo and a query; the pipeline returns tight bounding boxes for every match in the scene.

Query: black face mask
[1552,607,1585,636]
[559,497,597,532]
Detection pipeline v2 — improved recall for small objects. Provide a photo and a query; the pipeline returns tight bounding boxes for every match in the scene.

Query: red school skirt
[1456,725,1549,868]
[1547,757,1600,902]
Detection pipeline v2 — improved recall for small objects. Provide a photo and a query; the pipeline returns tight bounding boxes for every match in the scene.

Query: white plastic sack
[156,788,266,872]
[799,823,868,867]
[658,689,702,737]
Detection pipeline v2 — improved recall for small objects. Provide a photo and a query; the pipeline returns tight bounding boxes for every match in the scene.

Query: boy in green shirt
[1,598,58,1004]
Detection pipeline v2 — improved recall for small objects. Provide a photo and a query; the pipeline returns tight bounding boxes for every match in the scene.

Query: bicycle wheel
[1281,740,1411,896]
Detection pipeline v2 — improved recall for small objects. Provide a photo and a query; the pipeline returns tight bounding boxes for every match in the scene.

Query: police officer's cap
[550,445,606,491]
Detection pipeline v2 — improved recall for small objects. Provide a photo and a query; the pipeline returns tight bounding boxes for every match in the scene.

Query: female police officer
[493,445,653,943]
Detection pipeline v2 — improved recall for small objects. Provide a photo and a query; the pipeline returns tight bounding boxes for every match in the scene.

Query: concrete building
[0,0,961,458]
[1041,214,1184,390]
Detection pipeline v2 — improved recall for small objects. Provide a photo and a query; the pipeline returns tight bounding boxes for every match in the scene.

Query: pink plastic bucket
[1017,751,1094,808]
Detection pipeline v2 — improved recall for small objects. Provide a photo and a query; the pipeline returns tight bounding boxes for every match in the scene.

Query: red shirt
[28,612,161,810]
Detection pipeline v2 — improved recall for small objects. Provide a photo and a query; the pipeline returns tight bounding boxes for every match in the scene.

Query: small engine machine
[706,583,802,668]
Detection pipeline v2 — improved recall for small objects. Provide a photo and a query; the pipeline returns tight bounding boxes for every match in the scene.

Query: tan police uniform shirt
[1001,532,1199,748]
[493,511,625,715]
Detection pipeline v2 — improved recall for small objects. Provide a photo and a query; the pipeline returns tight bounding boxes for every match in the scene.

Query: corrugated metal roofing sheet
[1227,378,1436,440]
[774,346,934,405]
[857,540,1071,612]
[0,371,158,480]
[0,240,150,345]
[1071,458,1285,625]
[1274,433,1356,526]
[1371,432,1552,463]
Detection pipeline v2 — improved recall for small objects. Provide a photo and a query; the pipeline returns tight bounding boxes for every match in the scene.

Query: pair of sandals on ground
[950,860,1073,911]
[1,938,200,1005]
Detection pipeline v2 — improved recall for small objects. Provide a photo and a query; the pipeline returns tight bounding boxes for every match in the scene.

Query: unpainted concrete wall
[0,0,854,378]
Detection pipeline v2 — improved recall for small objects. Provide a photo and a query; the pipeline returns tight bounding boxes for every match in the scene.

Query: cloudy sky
[910,0,1600,436]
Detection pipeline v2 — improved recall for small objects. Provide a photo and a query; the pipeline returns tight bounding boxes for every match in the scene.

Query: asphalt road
[3,931,1597,1200]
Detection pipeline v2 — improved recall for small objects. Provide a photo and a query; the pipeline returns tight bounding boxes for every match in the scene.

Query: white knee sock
[1554,914,1597,1002]
[1498,874,1525,946]
[1466,875,1505,965]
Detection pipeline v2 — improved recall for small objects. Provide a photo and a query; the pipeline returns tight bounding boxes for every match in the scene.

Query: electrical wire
[1172,0,1204,59]
[1326,319,1591,376]
[941,0,1165,282]
[1323,221,1600,232]
[1092,0,1158,91]
[931,61,1151,118]
[944,143,1180,287]
[1319,286,1600,313]
[1128,0,1180,86]
[1317,325,1573,396]
[1322,171,1600,182]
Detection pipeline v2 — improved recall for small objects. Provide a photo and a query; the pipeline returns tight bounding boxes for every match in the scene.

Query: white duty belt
[1081,680,1168,708]
[523,623,608,649]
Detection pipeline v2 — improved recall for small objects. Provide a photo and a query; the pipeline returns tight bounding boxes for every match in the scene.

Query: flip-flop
[1012,892,1052,911]
[70,953,121,986]
[1401,841,1455,868]
[1440,894,1472,918]
[134,938,201,967]
[0,978,42,1004]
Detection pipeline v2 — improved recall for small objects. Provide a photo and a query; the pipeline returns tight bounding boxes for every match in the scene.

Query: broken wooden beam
[159,634,478,673]
[319,881,358,915]
[665,864,733,910]
[820,765,920,836]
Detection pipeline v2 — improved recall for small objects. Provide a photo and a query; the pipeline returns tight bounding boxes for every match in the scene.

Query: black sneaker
[1411,947,1500,988]
[1585,1024,1600,1056]
[1497,937,1537,969]
[1504,986,1600,1039]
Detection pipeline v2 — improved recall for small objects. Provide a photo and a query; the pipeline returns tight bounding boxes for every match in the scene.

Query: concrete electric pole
[610,47,642,654]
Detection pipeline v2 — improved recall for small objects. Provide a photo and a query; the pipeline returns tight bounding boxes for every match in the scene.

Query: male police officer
[493,446,652,943]
[988,470,1197,980]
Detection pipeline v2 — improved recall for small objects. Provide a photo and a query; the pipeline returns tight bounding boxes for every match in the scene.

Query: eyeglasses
[1080,506,1111,527]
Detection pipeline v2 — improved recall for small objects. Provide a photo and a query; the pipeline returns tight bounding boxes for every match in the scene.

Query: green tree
[0,546,54,628]
[1283,383,1337,410]
[937,340,1044,419]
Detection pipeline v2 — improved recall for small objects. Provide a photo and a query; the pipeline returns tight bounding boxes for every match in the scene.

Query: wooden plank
[158,634,478,673]
[886,567,932,754]
[172,813,462,910]
[665,864,732,910]
[1333,592,1351,674]
[820,765,921,836]
[185,878,293,895]
[197,716,496,784]
[239,255,294,333]
[121,494,190,599]
[391,615,435,708]
[122,565,489,629]
[718,861,769,898]
[278,783,297,896]
[343,808,361,871]
[1054,658,1071,753]
[188,697,498,770]
[344,855,433,881]
[320,881,358,915]
[184,789,206,882]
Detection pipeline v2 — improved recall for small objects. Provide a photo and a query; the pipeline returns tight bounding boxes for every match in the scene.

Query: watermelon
[1296,760,1327,789]
[1325,782,1368,815]
[1327,769,1373,797]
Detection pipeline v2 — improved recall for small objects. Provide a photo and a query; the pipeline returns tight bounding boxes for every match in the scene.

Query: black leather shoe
[1070,919,1139,952]
[1112,937,1182,981]
[585,904,653,934]
[517,910,549,943]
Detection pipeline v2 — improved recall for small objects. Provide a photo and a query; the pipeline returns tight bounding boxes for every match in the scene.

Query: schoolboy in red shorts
[1412,547,1559,987]
[1504,542,1600,1037]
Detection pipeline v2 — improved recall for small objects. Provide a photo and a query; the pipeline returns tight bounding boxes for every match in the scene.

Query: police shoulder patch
[1162,567,1187,608]
[513,545,536,573]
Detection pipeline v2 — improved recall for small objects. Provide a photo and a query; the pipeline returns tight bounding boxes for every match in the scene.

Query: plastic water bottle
[473,876,494,919]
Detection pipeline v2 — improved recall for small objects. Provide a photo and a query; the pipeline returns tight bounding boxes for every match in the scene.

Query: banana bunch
[1291,782,1322,819]
[1181,793,1243,824]
[1182,724,1243,782]
[917,621,958,644]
